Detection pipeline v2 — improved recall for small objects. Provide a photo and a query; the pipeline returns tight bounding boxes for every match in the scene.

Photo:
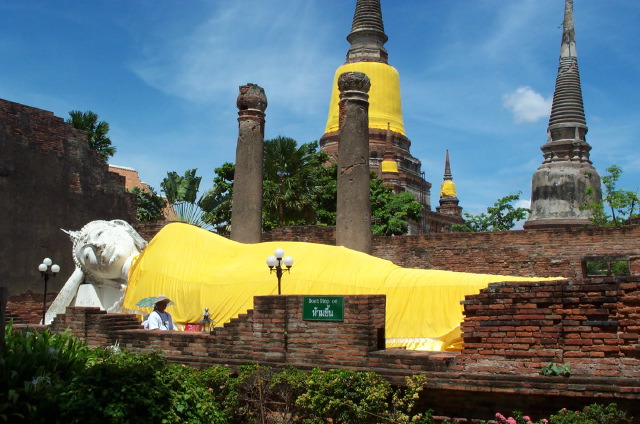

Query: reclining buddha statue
[48,219,554,351]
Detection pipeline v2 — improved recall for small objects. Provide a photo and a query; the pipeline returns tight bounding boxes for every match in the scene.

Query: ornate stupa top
[346,0,389,64]
[548,0,587,132]
[560,0,577,58]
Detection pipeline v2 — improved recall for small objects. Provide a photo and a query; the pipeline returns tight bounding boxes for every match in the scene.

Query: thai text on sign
[302,296,344,321]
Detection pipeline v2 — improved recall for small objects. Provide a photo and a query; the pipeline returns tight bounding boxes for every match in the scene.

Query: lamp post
[38,258,60,325]
[266,248,294,295]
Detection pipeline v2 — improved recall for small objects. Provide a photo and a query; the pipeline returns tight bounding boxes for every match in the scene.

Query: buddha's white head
[66,220,147,281]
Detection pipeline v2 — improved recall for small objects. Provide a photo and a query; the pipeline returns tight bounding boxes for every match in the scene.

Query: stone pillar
[336,72,371,254]
[230,84,267,243]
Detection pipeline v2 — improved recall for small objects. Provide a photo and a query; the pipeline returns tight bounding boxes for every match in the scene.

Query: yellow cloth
[123,223,559,351]
[324,62,405,135]
[381,160,399,173]
[440,180,457,197]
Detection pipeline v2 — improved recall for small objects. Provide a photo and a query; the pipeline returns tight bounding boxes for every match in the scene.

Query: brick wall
[32,280,640,421]
[0,98,136,299]
[265,224,640,279]
[455,277,640,378]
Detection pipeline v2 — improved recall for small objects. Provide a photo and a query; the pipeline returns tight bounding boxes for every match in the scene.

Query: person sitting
[144,296,175,330]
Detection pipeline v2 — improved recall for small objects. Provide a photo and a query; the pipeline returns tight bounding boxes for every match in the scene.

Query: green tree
[67,110,116,161]
[452,192,531,232]
[370,177,423,235]
[262,137,330,230]
[161,169,219,230]
[129,186,167,222]
[582,165,639,226]
[198,137,423,236]
[201,162,235,236]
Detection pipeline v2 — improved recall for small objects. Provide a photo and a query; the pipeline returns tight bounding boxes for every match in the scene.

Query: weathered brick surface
[30,281,640,421]
[1,98,136,300]
[264,224,640,279]
[456,277,640,379]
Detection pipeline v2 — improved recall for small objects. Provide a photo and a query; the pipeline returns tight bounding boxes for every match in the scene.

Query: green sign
[302,296,344,321]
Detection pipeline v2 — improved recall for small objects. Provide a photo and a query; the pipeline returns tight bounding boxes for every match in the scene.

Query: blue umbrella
[136,295,174,308]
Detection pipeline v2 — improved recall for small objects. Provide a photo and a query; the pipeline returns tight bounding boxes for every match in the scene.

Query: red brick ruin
[3,93,640,422]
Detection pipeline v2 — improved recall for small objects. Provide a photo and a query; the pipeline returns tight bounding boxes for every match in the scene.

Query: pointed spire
[346,0,388,64]
[548,0,587,134]
[560,0,577,58]
[439,150,457,200]
[437,150,462,217]
[443,149,452,181]
[524,0,601,229]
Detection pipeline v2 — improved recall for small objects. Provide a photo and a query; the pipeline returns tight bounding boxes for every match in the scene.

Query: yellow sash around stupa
[123,223,558,351]
[325,62,405,136]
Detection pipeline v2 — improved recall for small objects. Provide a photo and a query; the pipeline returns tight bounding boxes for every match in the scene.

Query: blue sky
[2,1,638,217]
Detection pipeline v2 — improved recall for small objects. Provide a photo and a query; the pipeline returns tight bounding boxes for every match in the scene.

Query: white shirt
[147,310,175,330]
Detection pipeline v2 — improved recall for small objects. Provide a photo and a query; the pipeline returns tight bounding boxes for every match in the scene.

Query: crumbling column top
[237,83,267,113]
[338,72,371,95]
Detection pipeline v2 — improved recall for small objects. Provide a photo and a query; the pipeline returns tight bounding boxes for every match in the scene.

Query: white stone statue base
[74,283,125,313]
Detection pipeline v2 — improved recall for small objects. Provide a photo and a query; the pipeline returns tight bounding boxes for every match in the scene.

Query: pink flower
[523,417,531,422]
[496,413,506,420]
[542,420,549,423]
[208,388,213,392]
[506,418,517,424]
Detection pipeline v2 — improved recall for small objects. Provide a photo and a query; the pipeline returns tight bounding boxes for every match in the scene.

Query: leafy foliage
[262,137,330,231]
[161,169,220,230]
[55,350,225,424]
[0,323,91,423]
[296,368,392,424]
[582,165,639,226]
[370,176,423,235]
[162,169,202,205]
[547,403,632,424]
[0,332,634,424]
[452,192,530,232]
[129,186,167,222]
[540,362,571,377]
[232,364,308,424]
[200,137,422,235]
[201,162,235,236]
[67,110,116,161]
[388,374,433,423]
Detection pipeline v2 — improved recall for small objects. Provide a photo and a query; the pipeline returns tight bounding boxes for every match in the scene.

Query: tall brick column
[231,84,267,243]
[336,72,371,254]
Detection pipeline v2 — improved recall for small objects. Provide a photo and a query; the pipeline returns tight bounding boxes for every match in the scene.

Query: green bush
[55,350,226,424]
[296,368,392,424]
[233,363,307,424]
[0,323,91,423]
[389,374,433,424]
[548,403,633,424]
[268,367,308,423]
[195,364,239,422]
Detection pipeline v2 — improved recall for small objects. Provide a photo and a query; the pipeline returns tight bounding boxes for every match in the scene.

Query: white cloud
[502,86,552,123]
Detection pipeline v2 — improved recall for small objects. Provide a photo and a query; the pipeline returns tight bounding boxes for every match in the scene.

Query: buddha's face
[74,222,140,280]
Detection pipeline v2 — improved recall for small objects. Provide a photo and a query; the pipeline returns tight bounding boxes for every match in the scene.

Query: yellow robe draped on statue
[123,223,557,351]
